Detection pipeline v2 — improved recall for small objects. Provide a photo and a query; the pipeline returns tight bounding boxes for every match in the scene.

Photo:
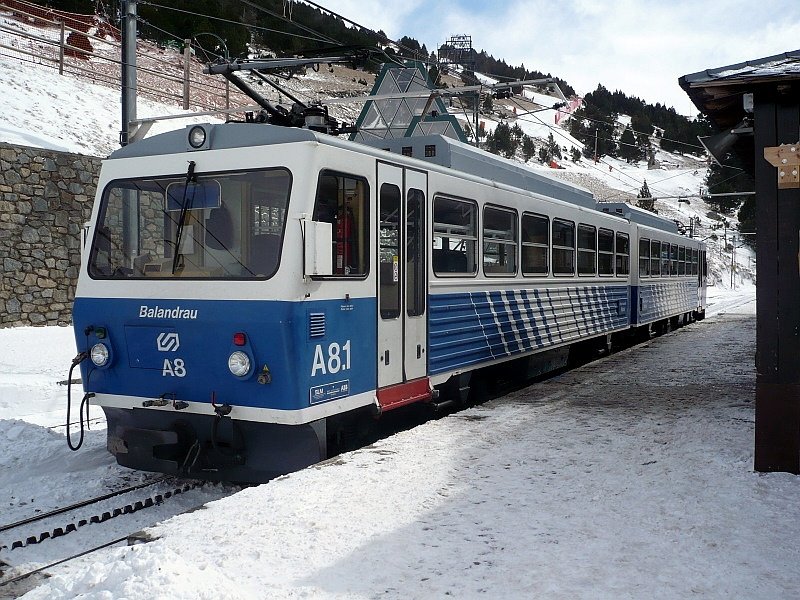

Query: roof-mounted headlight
[188,125,207,149]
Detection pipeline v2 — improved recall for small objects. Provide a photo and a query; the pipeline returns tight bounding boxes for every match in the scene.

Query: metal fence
[0,0,249,114]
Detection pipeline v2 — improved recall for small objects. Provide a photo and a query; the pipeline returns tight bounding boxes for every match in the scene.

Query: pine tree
[521,135,536,162]
[636,179,655,212]
[619,126,641,163]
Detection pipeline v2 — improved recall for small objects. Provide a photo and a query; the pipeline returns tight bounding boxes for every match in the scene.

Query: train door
[376,162,428,390]
[699,248,708,310]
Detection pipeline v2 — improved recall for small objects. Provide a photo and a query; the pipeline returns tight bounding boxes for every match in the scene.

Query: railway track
[0,476,237,592]
[0,476,198,553]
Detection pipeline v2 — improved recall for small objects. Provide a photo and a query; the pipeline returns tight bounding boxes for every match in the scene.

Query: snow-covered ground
[6,290,800,600]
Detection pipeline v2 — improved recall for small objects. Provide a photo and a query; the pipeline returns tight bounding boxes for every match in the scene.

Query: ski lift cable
[507,94,746,197]
[512,104,679,198]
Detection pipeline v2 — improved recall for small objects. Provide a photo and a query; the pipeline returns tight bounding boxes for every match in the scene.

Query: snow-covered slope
[0,11,753,291]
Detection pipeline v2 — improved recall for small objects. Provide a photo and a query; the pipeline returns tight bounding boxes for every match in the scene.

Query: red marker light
[233,332,247,347]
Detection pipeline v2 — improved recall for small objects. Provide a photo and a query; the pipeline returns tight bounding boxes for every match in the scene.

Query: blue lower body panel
[633,280,697,326]
[429,285,629,375]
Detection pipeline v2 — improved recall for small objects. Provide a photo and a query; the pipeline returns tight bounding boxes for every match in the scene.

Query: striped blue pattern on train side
[634,280,697,325]
[429,285,629,375]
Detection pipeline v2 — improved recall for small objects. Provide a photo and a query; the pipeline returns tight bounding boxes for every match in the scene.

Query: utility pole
[120,0,137,146]
[594,128,599,163]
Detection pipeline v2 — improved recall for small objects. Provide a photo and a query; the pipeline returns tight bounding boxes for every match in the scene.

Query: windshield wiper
[172,161,197,274]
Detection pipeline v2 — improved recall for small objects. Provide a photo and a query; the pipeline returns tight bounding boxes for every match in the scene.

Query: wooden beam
[754,84,800,473]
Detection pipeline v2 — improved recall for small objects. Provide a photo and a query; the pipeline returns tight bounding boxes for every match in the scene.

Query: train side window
[522,212,549,276]
[312,170,369,277]
[639,237,650,277]
[661,242,670,276]
[670,243,678,275]
[615,232,630,276]
[577,224,597,276]
[678,246,686,275]
[407,188,425,317]
[552,219,575,276]
[702,250,707,277]
[650,240,661,276]
[483,205,518,276]
[598,228,614,276]
[379,183,401,319]
[433,196,478,276]
[692,248,699,276]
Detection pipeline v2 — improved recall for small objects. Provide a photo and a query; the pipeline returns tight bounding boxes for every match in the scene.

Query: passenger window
[312,171,369,276]
[670,244,678,275]
[598,228,614,276]
[522,213,549,276]
[483,206,518,276]
[577,224,597,275]
[650,240,661,276]
[661,243,670,276]
[692,248,699,276]
[433,196,477,276]
[552,219,575,275]
[678,246,686,275]
[615,232,630,276]
[639,238,650,277]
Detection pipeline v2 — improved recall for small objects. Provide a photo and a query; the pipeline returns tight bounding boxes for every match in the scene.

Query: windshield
[88,168,292,279]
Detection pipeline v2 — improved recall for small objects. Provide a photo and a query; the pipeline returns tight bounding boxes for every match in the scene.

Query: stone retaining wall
[0,142,100,327]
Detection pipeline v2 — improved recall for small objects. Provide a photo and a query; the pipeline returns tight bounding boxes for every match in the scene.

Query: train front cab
[72,133,409,482]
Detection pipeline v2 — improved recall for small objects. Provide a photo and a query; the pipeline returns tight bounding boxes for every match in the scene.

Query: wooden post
[754,84,800,473]
[183,39,191,110]
[58,21,65,75]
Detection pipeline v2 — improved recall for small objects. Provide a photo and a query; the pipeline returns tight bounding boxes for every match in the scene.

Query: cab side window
[312,171,369,276]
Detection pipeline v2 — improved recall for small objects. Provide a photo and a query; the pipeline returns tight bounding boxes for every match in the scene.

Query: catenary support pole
[121,0,137,146]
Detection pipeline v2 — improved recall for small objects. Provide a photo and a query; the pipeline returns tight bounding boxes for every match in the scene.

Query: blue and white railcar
[600,203,707,331]
[72,123,704,482]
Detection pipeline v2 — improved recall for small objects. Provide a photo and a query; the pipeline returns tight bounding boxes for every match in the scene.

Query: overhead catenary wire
[236,0,339,45]
[295,0,433,65]
[139,0,333,46]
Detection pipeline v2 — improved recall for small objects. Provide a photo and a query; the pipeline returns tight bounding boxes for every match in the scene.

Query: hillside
[0,8,754,291]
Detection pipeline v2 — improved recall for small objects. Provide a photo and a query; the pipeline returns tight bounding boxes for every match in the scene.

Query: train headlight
[90,343,109,367]
[188,125,207,149]
[228,351,251,377]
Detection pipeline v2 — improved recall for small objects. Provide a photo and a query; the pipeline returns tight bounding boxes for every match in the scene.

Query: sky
[318,0,800,114]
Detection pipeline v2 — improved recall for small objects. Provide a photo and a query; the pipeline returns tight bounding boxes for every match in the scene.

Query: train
[71,120,707,482]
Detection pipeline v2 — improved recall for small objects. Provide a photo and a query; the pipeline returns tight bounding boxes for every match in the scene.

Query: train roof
[597,202,681,234]
[109,123,596,210]
[109,123,321,159]
[360,135,596,209]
